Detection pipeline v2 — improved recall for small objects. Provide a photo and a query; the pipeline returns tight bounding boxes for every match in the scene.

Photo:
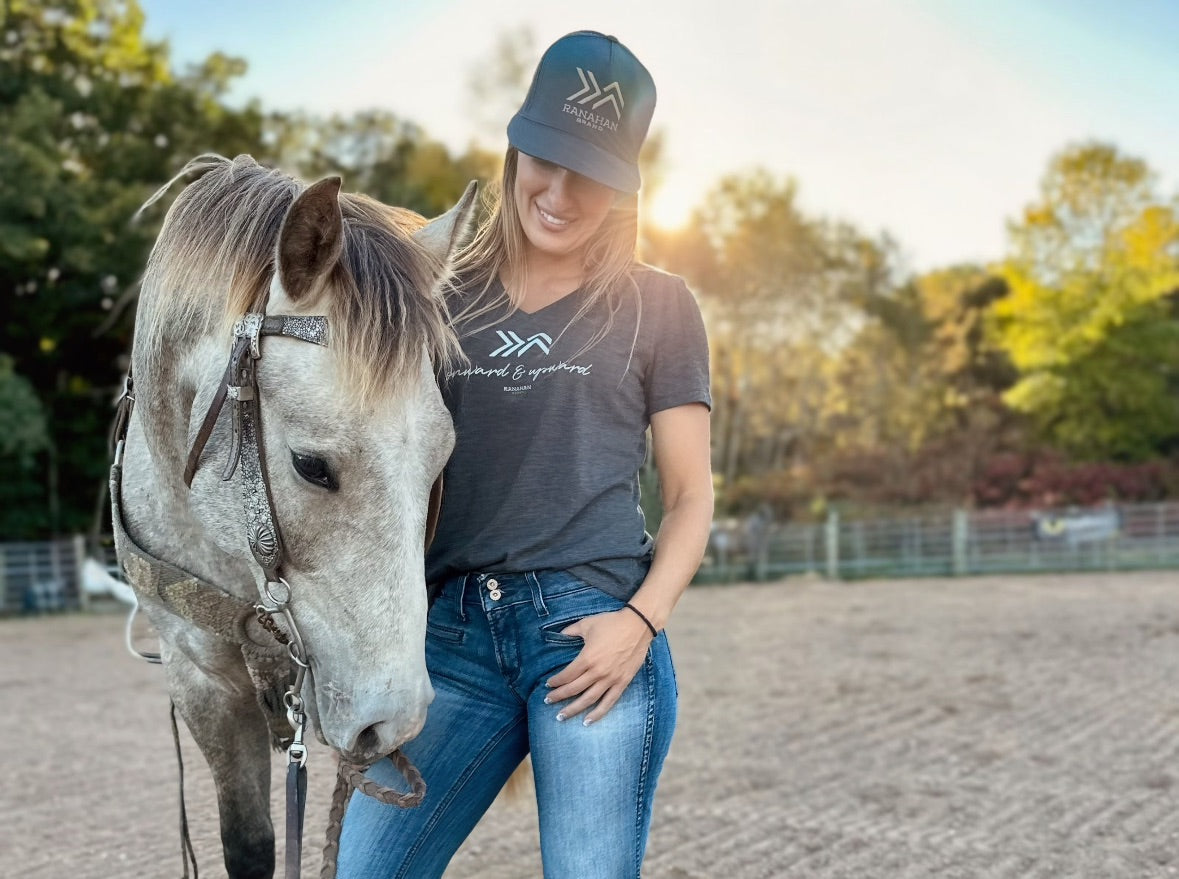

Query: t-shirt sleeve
[644,275,712,417]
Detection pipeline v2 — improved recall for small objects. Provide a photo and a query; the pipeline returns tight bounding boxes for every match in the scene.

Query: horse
[112,154,475,878]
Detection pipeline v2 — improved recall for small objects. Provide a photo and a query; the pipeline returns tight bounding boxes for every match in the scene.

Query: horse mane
[137,154,460,403]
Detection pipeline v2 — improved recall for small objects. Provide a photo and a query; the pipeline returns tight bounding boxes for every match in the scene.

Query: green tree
[0,355,52,535]
[993,142,1179,459]
[819,267,1022,507]
[0,0,266,536]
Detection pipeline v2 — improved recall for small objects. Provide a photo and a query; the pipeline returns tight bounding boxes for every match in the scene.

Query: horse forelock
[330,195,461,403]
[137,154,460,404]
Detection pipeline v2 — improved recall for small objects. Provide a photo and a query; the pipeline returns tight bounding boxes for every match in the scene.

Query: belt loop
[526,572,548,617]
[457,574,470,622]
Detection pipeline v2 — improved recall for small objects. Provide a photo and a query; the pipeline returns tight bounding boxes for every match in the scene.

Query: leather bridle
[192,312,338,879]
[182,312,331,767]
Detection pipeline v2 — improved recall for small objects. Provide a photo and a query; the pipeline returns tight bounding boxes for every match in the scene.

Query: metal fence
[5,503,1179,613]
[0,536,87,614]
[697,502,1179,582]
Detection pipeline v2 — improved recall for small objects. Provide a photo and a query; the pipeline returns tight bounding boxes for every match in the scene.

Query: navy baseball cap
[507,31,656,193]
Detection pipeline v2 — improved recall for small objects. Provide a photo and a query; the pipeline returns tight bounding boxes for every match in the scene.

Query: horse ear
[278,176,344,302]
[412,180,478,268]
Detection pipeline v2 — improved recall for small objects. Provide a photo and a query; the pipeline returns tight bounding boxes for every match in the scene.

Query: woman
[339,30,713,878]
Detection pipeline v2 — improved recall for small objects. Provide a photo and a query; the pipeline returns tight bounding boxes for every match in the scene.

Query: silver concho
[251,522,278,558]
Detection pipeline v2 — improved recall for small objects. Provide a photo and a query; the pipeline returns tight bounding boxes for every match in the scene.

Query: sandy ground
[4,571,1179,878]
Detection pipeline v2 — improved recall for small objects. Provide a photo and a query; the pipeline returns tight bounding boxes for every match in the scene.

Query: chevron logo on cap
[566,67,625,119]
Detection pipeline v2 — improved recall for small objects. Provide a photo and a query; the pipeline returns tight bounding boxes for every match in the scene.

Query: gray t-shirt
[425,264,712,600]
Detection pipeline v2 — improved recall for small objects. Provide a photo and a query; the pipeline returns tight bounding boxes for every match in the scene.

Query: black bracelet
[624,602,659,639]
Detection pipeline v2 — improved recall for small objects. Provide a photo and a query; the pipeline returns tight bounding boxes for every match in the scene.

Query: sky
[137,0,1179,273]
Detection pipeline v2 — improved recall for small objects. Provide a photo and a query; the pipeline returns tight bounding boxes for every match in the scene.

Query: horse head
[133,157,475,765]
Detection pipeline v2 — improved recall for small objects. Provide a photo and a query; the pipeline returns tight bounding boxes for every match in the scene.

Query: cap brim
[508,114,641,193]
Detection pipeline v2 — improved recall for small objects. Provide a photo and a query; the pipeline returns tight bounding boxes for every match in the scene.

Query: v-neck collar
[491,279,588,319]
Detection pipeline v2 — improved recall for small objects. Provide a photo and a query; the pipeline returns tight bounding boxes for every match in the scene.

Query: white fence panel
[699,502,1179,582]
[0,537,86,613]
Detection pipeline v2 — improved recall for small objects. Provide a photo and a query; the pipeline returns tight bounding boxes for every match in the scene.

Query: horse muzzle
[308,672,435,763]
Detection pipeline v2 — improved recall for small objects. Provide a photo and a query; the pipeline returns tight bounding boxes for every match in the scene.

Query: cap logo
[566,67,625,119]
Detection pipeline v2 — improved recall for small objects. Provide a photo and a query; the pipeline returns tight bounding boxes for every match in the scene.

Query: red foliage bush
[972,453,1175,509]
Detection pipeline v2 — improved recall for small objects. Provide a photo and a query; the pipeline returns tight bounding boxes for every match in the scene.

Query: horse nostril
[355,724,382,756]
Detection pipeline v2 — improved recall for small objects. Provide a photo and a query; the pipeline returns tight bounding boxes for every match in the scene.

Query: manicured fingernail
[556,712,566,722]
[543,696,552,704]
[583,717,595,727]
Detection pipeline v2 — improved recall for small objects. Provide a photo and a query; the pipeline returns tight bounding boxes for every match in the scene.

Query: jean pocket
[537,587,624,645]
[538,618,585,645]
[426,596,466,644]
[426,620,465,644]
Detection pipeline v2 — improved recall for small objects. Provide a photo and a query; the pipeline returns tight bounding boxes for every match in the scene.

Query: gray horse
[115,154,474,877]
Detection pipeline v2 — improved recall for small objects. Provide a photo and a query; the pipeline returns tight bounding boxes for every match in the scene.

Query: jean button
[486,578,502,600]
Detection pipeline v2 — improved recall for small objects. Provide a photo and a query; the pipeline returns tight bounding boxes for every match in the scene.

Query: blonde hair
[448,147,641,360]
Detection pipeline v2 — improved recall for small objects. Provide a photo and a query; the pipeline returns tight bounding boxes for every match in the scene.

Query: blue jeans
[337,570,678,879]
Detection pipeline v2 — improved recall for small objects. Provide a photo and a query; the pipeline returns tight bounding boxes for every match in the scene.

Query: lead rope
[318,753,426,879]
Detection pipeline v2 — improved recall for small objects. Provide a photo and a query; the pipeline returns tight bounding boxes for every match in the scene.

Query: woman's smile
[535,204,573,228]
[515,152,615,260]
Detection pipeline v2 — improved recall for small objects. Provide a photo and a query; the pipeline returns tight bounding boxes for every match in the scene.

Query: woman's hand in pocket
[544,608,653,725]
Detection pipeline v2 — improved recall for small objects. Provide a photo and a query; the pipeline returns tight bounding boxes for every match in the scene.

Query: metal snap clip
[486,577,503,601]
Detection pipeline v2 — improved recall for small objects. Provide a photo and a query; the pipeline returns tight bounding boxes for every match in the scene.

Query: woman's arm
[629,402,715,628]
[545,403,713,724]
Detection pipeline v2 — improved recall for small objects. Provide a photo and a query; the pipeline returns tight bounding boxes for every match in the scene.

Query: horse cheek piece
[112,163,478,879]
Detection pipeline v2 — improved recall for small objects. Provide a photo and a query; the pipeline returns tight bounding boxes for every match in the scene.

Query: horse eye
[291,451,337,491]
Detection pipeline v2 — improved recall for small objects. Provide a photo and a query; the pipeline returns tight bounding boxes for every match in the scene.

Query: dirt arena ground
[5,571,1179,878]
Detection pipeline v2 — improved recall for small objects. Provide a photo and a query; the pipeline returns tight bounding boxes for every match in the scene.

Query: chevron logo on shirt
[490,330,553,357]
